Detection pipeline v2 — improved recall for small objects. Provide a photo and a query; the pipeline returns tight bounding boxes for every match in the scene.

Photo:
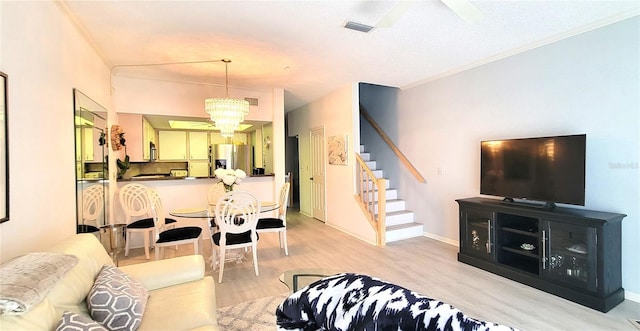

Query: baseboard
[325,223,378,246]
[299,210,313,218]
[423,232,459,247]
[625,290,640,303]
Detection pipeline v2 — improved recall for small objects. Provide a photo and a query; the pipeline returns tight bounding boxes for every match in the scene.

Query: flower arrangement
[214,168,247,192]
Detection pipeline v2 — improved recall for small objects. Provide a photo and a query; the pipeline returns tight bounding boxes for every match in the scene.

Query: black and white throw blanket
[276,273,518,331]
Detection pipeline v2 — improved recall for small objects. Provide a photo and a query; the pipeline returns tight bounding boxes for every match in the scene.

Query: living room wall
[385,16,639,297]
[0,2,112,260]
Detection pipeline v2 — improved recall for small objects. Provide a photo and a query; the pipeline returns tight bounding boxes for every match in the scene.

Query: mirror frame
[74,89,108,232]
[0,72,8,223]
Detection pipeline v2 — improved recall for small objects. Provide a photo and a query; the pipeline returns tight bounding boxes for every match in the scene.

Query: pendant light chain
[223,59,230,98]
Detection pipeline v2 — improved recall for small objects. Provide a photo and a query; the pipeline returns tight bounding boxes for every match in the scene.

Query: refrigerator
[210,144,251,175]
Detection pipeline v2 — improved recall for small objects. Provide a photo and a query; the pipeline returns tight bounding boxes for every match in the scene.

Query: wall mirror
[0,72,8,223]
[74,89,108,232]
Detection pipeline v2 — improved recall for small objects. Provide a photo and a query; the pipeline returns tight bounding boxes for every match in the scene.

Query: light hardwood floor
[119,210,640,330]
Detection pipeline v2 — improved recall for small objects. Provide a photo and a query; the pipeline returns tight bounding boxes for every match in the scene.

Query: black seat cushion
[257,218,284,229]
[127,218,177,229]
[212,231,259,246]
[156,226,202,243]
[77,224,100,233]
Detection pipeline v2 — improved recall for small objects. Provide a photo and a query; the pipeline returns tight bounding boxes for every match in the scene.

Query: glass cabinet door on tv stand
[460,208,494,262]
[543,221,597,292]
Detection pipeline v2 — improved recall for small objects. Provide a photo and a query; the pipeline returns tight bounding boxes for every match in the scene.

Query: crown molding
[55,0,112,68]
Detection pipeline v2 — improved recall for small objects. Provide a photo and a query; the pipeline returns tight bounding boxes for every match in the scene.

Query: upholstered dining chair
[211,190,261,283]
[147,188,202,260]
[119,183,177,259]
[78,184,105,233]
[256,182,290,255]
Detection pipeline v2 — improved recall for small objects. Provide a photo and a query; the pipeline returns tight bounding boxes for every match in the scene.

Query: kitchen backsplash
[84,161,189,178]
[128,161,189,176]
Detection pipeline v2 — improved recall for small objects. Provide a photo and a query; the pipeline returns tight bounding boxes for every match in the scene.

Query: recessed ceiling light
[343,21,374,33]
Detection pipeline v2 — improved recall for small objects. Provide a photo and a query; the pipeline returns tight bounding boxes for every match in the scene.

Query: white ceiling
[60,0,640,112]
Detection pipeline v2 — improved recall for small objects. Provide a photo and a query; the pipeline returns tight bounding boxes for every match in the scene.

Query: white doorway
[310,127,326,222]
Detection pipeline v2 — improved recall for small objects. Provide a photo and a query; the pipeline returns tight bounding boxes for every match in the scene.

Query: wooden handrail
[355,154,386,246]
[360,105,426,183]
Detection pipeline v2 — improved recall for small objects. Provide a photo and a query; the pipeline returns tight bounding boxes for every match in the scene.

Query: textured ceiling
[60,0,640,111]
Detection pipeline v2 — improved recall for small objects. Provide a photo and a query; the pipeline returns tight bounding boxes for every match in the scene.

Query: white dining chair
[256,182,290,255]
[147,188,202,260]
[119,183,176,259]
[211,190,261,283]
[80,184,104,230]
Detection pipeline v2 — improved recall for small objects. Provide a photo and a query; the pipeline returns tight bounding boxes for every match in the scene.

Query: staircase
[359,145,424,243]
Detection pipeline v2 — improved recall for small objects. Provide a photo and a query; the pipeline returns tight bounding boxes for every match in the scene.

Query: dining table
[169,201,279,266]
[170,201,278,222]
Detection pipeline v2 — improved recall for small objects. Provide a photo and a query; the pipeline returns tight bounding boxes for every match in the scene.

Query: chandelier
[204,59,249,137]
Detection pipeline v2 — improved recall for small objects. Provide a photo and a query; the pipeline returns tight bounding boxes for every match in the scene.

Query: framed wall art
[328,134,347,166]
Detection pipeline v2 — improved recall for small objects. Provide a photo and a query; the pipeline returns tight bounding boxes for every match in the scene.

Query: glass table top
[170,201,278,218]
[279,268,343,293]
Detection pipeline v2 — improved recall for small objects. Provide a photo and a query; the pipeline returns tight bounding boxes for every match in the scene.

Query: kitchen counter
[117,173,275,182]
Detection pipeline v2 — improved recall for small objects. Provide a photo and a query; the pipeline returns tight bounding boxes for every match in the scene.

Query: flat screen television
[480,134,586,207]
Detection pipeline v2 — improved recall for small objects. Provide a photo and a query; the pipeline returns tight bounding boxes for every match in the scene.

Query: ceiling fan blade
[440,0,484,23]
[376,1,416,28]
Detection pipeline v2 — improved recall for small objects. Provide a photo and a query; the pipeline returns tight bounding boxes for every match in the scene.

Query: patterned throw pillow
[87,266,149,331]
[56,311,108,331]
[276,273,518,331]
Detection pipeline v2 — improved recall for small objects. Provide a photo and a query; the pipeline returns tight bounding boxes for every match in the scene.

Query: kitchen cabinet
[76,126,107,163]
[456,197,625,312]
[210,131,247,145]
[158,130,187,160]
[188,131,208,160]
[75,127,93,161]
[142,117,157,160]
[117,113,144,161]
[189,160,209,177]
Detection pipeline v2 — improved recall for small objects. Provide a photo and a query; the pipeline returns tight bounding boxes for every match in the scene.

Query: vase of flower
[214,168,247,192]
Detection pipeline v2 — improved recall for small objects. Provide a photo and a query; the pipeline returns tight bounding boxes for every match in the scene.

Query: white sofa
[0,233,219,330]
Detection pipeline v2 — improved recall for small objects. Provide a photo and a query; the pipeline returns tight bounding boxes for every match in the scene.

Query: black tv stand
[457,197,626,312]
